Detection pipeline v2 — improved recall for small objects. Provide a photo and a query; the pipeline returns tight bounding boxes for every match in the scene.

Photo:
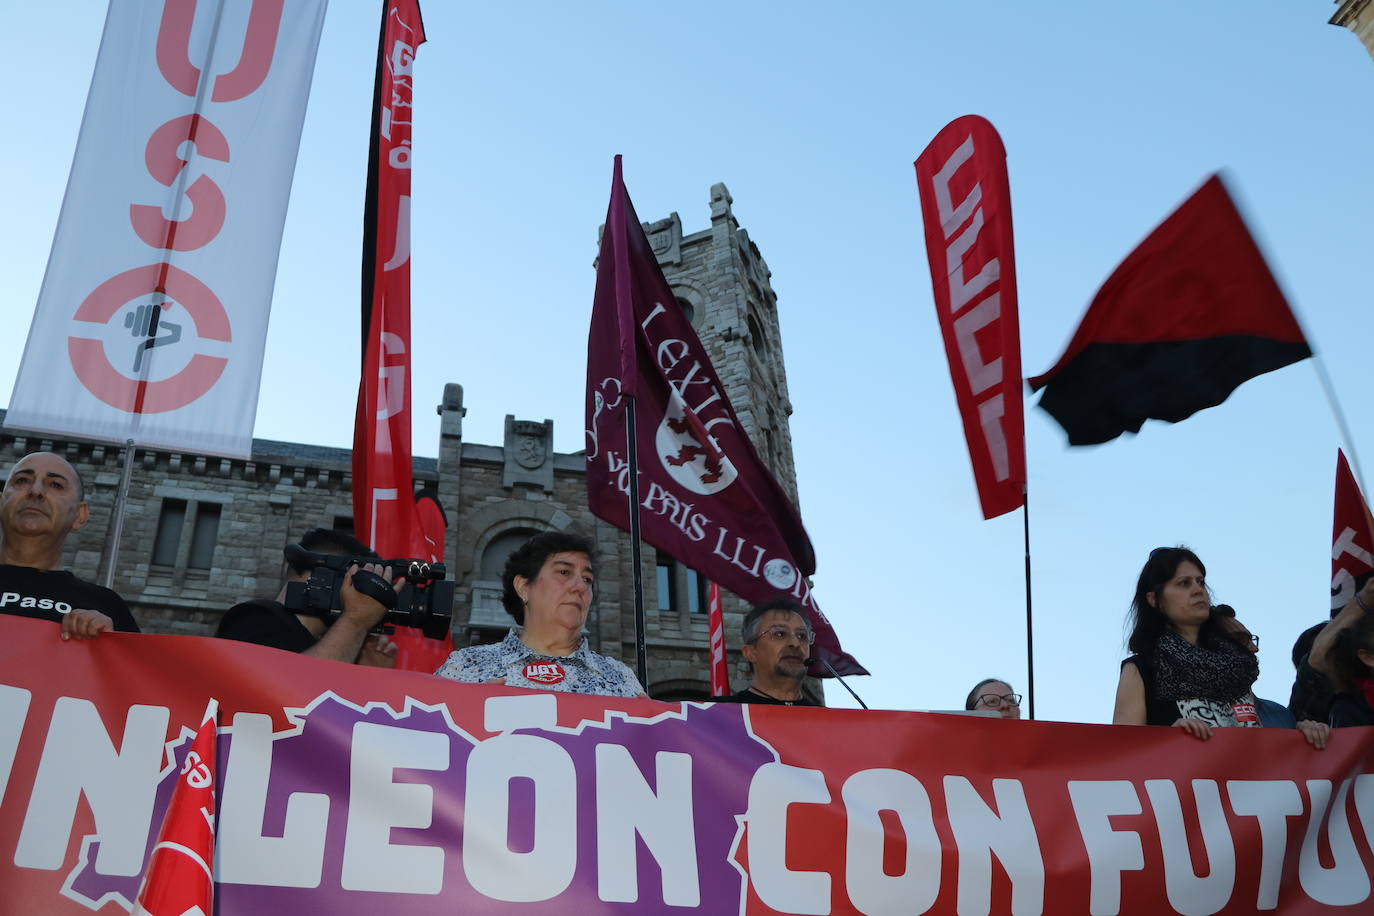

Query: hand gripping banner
[5,0,328,457]
[4,616,1374,915]
[914,116,1026,520]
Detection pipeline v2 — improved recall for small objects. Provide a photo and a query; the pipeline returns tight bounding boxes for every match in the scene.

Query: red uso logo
[68,266,231,413]
[68,0,282,414]
[523,662,567,685]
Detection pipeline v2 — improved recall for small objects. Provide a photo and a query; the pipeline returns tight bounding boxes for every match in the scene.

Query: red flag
[1332,449,1374,614]
[706,582,730,697]
[133,700,218,916]
[585,156,865,676]
[914,115,1026,519]
[352,0,451,668]
[1028,175,1311,445]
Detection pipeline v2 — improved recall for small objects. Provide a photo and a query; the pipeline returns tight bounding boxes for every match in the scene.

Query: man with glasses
[717,597,820,706]
[965,679,1022,719]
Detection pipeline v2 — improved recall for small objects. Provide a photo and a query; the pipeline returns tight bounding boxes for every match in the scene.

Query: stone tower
[1332,0,1374,61]
[641,184,801,506]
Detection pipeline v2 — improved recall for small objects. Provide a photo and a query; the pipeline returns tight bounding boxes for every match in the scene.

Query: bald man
[0,451,139,638]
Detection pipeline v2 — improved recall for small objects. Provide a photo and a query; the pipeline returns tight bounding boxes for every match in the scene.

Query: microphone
[806,657,869,710]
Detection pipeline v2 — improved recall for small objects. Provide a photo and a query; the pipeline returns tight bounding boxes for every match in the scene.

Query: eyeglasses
[756,625,816,645]
[1238,633,1259,649]
[976,693,1022,708]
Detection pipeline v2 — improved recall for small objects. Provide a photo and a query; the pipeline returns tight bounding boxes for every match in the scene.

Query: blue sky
[4,2,1372,720]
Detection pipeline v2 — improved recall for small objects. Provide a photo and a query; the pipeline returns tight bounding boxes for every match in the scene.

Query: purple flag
[585,156,865,677]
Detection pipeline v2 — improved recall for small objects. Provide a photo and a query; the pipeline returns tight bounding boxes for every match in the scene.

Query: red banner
[5,616,1374,915]
[707,582,730,697]
[352,0,435,561]
[351,0,450,669]
[1332,449,1374,614]
[585,157,864,676]
[914,116,1026,520]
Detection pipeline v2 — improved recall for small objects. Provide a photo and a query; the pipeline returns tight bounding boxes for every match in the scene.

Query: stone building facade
[1333,0,1374,61]
[0,184,817,702]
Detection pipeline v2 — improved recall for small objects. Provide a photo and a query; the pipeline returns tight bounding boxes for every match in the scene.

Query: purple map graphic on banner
[65,694,775,913]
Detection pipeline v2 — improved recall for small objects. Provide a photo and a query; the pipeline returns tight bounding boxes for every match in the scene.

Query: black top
[1121,653,1183,726]
[0,564,139,632]
[1288,652,1335,724]
[217,599,318,653]
[1329,692,1374,728]
[715,687,820,707]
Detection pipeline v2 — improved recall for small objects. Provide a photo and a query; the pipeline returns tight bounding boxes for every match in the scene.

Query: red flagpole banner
[3,617,1374,915]
[4,0,327,457]
[914,116,1026,520]
[707,581,730,697]
[1332,449,1374,614]
[1028,175,1312,446]
[351,0,451,671]
[585,157,866,676]
[132,700,218,916]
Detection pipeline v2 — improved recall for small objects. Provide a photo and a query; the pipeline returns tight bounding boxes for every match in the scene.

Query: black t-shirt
[716,687,820,707]
[0,564,140,632]
[216,599,318,653]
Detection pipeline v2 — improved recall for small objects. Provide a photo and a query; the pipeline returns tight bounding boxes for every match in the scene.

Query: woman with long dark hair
[1112,547,1259,740]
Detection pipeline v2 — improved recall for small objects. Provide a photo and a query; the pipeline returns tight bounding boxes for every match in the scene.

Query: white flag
[6,0,327,457]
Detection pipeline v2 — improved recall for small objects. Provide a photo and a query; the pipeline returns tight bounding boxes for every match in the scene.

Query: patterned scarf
[1152,629,1259,703]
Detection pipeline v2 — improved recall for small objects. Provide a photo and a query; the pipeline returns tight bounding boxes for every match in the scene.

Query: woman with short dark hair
[433,531,646,698]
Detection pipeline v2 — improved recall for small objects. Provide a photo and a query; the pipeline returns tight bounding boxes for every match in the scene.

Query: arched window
[747,312,767,356]
[480,528,539,580]
[675,296,696,325]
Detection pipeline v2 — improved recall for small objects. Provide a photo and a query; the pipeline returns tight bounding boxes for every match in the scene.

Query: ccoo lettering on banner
[913,115,1026,520]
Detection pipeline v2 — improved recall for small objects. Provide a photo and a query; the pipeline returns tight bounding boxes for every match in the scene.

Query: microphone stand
[810,657,869,710]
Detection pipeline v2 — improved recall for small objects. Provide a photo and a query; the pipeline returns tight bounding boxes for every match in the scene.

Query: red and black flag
[1028,175,1311,445]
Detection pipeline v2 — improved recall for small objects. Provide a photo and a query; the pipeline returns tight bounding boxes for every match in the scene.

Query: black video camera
[281,544,454,640]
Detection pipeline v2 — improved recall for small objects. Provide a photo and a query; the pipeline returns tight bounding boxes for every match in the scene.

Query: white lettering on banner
[745,762,832,915]
[943,776,1043,916]
[382,196,412,270]
[594,745,700,906]
[463,734,577,902]
[0,686,33,809]
[1299,779,1370,906]
[1227,780,1304,911]
[15,698,167,876]
[1144,780,1235,916]
[1068,780,1145,916]
[843,769,941,916]
[341,723,447,894]
[369,488,399,550]
[1333,527,1374,566]
[217,713,329,887]
[929,135,1011,484]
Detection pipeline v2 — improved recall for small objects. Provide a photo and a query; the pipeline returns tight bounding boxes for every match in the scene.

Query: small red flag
[914,115,1026,519]
[1332,449,1374,614]
[1028,175,1311,445]
[706,582,731,697]
[133,700,218,916]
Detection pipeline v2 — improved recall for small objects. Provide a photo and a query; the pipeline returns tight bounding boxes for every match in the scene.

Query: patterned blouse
[433,628,645,698]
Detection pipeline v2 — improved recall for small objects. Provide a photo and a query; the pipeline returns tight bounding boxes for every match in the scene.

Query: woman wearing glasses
[965,679,1022,719]
[1112,546,1260,740]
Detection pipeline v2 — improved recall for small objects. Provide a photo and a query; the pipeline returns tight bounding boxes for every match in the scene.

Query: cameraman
[216,528,399,666]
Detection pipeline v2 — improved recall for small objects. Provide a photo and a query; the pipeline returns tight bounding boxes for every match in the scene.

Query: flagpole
[1312,356,1369,501]
[1022,483,1035,721]
[624,397,649,686]
[101,439,136,589]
